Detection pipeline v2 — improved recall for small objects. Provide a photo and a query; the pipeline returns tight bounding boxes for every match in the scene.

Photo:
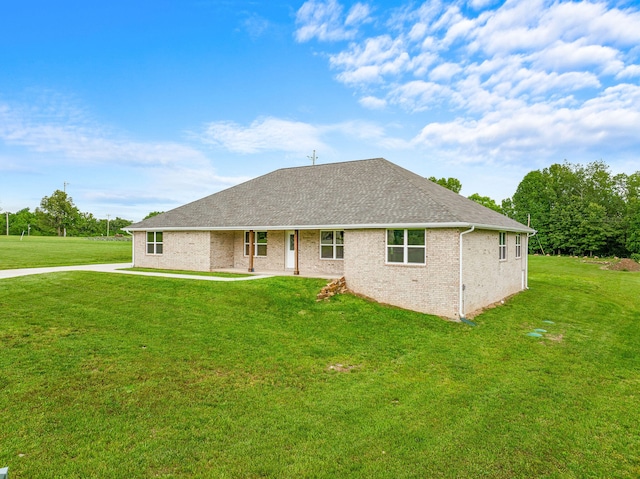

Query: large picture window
[386,229,426,264]
[245,231,267,257]
[146,231,163,255]
[320,230,344,259]
[499,232,507,261]
[515,233,522,259]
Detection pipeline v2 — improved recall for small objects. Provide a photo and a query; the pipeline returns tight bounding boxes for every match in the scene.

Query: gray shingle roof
[127,158,533,232]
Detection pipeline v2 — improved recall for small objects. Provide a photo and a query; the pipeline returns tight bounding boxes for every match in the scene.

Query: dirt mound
[607,258,640,271]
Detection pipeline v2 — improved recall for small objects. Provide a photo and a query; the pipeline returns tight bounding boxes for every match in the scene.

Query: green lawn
[0,254,639,478]
[0,235,131,269]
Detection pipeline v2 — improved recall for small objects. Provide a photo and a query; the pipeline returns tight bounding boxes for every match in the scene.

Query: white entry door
[286,231,296,269]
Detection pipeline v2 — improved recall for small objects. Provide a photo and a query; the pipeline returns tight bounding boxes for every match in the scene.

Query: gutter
[459,226,475,319]
[124,222,534,234]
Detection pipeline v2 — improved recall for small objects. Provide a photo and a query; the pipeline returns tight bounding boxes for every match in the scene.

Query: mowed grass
[0,236,131,269]
[0,252,639,477]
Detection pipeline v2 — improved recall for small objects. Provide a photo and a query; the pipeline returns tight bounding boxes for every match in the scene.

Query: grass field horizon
[0,235,131,269]
[0,240,638,477]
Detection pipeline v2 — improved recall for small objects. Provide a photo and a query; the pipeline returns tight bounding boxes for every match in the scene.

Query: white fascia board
[125,222,534,234]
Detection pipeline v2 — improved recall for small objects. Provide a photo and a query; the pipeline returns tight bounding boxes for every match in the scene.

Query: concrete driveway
[0,264,273,282]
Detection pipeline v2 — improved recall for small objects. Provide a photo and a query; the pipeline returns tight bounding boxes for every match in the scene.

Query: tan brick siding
[461,230,527,315]
[210,231,234,269]
[132,228,528,318]
[133,231,211,272]
[232,230,285,271]
[343,229,460,318]
[298,230,345,275]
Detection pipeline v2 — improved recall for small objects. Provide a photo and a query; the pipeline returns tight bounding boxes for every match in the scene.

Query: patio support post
[248,229,255,272]
[294,229,300,275]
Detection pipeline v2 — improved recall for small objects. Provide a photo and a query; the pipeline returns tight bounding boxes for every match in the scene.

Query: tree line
[434,159,640,258]
[1,190,132,237]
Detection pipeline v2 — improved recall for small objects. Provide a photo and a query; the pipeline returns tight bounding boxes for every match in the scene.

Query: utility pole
[63,181,69,237]
[5,211,8,236]
[307,150,318,166]
[106,214,111,237]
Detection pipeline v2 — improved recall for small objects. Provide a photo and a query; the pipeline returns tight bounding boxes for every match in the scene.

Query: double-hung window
[386,229,426,264]
[320,230,344,259]
[245,231,267,257]
[499,232,507,261]
[146,231,163,255]
[515,233,522,259]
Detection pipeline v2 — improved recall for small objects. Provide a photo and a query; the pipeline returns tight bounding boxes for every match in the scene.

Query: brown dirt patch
[607,258,640,272]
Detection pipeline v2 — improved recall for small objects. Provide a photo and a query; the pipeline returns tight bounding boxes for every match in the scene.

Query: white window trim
[146,231,163,255]
[385,229,426,265]
[244,231,268,257]
[319,230,344,260]
[499,232,507,261]
[515,233,522,259]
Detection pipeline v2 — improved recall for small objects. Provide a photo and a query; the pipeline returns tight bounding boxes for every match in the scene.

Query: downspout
[130,231,135,267]
[459,226,475,319]
[525,231,537,290]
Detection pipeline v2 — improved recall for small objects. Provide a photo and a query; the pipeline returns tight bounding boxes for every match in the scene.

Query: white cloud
[359,95,387,109]
[295,0,371,42]
[413,83,640,161]
[199,117,327,154]
[330,35,409,84]
[299,0,640,170]
[345,2,372,26]
[0,102,207,167]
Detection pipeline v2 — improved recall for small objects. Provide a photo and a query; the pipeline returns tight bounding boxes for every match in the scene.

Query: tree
[37,190,80,236]
[508,160,635,257]
[428,177,462,193]
[467,193,502,213]
[144,211,164,220]
[9,208,39,236]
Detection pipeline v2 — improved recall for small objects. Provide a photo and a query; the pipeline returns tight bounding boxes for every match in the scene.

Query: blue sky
[1,0,639,222]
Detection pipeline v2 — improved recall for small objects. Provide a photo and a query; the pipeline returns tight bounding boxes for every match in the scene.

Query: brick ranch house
[125,158,535,319]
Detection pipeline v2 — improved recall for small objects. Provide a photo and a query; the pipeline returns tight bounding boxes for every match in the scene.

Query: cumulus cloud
[295,0,371,42]
[296,0,640,166]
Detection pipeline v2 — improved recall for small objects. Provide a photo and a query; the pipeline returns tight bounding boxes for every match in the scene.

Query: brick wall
[461,230,527,314]
[343,229,460,318]
[133,231,211,272]
[298,230,345,275]
[232,230,285,271]
[210,231,234,269]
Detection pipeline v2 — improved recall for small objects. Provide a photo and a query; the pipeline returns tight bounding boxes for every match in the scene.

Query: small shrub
[631,253,640,263]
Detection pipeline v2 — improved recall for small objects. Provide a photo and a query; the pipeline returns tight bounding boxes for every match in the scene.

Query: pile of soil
[607,258,640,271]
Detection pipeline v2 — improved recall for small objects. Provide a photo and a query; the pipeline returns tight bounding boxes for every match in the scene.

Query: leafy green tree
[468,193,502,213]
[37,190,80,236]
[8,208,39,236]
[508,161,637,256]
[428,177,462,193]
[144,211,164,220]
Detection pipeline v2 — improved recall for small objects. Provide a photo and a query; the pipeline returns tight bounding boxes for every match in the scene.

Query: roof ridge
[274,157,388,173]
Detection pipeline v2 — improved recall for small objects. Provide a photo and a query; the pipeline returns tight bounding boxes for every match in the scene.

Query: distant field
[0,256,639,478]
[0,235,131,269]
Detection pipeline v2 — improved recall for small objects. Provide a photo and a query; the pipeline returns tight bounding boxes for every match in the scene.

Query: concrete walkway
[0,263,274,282]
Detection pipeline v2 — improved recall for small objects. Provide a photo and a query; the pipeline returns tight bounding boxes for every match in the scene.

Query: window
[386,229,426,264]
[320,230,344,259]
[515,233,522,259]
[146,231,163,255]
[244,231,267,257]
[499,232,507,261]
